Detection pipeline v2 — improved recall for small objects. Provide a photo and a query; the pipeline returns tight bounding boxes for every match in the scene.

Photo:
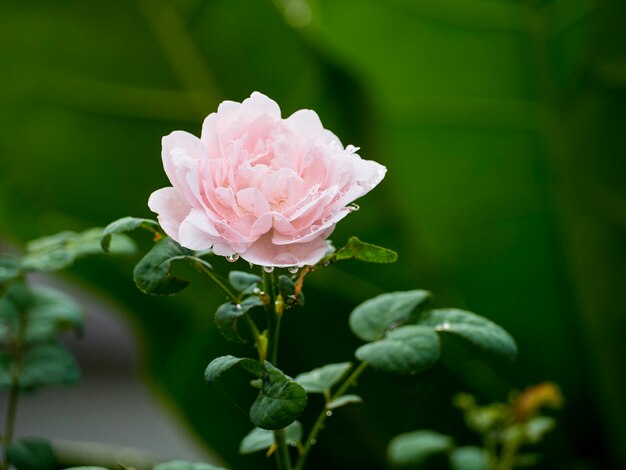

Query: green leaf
[0,257,21,286]
[333,236,398,264]
[25,286,83,343]
[204,355,265,384]
[153,461,227,470]
[524,416,556,443]
[387,430,453,467]
[228,271,262,293]
[418,309,517,359]
[250,367,308,430]
[349,290,431,342]
[0,341,80,390]
[63,468,109,470]
[327,394,363,410]
[21,228,136,272]
[449,446,488,470]
[133,237,208,296]
[278,275,304,307]
[0,284,83,343]
[100,216,161,251]
[239,421,302,454]
[215,297,263,343]
[7,438,58,470]
[294,362,352,394]
[355,325,440,375]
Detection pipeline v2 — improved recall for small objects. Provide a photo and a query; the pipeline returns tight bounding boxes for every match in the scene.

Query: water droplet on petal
[288,266,299,274]
[347,203,360,212]
[226,253,239,263]
[310,224,320,233]
[263,266,275,273]
[325,410,333,417]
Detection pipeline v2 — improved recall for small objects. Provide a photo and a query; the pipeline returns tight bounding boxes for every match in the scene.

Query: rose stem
[294,362,369,470]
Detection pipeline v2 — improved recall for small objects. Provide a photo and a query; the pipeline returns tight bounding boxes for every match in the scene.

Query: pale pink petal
[285,109,323,134]
[153,92,386,267]
[162,131,205,191]
[241,233,329,268]
[236,187,270,217]
[240,92,281,120]
[148,187,191,241]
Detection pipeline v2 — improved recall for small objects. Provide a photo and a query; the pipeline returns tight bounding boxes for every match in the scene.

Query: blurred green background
[1,0,625,468]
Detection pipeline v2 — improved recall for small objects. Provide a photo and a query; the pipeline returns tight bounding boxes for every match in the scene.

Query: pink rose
[148,92,386,268]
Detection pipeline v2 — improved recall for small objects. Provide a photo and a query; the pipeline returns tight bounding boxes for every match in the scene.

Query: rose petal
[241,233,329,268]
[148,187,191,240]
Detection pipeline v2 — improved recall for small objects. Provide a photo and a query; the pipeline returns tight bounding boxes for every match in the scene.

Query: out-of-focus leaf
[0,257,21,286]
[100,216,161,251]
[327,394,363,410]
[449,446,488,470]
[0,341,80,390]
[7,438,58,470]
[349,290,431,342]
[153,461,226,470]
[294,362,352,394]
[24,286,83,343]
[239,421,302,454]
[418,309,517,359]
[387,430,453,467]
[355,325,440,375]
[21,229,135,272]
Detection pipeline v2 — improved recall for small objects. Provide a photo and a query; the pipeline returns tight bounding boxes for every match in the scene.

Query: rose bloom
[148,92,386,268]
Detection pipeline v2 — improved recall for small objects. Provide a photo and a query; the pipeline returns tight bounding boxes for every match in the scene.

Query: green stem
[262,270,277,362]
[498,438,521,470]
[270,311,282,365]
[195,262,238,302]
[295,362,368,470]
[2,382,20,470]
[261,270,292,469]
[273,429,292,470]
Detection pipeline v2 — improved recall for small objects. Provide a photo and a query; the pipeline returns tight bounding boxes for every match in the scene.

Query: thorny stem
[295,362,369,470]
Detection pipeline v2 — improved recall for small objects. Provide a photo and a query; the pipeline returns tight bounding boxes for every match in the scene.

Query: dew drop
[325,410,333,417]
[290,442,297,447]
[252,287,261,295]
[263,266,275,273]
[288,266,299,274]
[310,439,317,446]
[235,304,242,310]
[249,262,255,269]
[226,253,239,263]
[347,203,360,212]
[310,224,320,233]
[439,322,451,331]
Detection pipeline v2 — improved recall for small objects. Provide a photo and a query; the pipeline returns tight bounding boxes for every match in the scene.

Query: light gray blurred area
[1,275,212,465]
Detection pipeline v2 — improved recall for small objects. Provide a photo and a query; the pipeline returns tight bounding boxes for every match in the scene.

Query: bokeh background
[1,0,625,468]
